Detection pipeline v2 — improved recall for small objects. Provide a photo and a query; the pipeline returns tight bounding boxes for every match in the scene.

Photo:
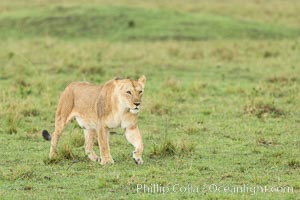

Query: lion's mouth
[130,107,140,114]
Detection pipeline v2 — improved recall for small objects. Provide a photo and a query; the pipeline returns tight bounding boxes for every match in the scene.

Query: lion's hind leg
[49,116,69,159]
[49,88,74,159]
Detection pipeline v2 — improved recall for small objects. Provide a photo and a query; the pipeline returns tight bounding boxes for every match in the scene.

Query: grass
[1,5,300,41]
[0,0,300,199]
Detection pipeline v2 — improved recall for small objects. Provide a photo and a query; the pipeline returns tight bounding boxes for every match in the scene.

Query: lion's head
[116,75,146,114]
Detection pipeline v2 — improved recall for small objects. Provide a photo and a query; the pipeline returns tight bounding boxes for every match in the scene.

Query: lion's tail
[42,130,52,141]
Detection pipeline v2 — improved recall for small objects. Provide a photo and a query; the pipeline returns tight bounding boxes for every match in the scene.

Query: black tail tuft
[42,130,51,141]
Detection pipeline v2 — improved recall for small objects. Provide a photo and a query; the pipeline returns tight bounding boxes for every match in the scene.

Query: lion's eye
[139,91,143,94]
[126,91,132,95]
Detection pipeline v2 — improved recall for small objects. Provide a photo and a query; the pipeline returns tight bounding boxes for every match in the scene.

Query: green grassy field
[0,0,299,199]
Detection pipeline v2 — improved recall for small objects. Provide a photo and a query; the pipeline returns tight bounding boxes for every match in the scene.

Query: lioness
[42,75,146,165]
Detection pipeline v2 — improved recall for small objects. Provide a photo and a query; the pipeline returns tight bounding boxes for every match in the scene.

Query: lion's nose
[134,102,140,106]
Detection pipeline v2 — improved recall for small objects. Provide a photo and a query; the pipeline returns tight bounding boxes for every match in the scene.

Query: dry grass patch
[287,159,300,169]
[266,76,297,84]
[59,143,79,160]
[244,101,285,118]
[163,77,183,92]
[79,66,105,75]
[0,166,35,181]
[150,138,195,158]
[5,104,21,134]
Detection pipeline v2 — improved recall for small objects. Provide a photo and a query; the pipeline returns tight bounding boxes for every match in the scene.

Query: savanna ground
[0,0,300,199]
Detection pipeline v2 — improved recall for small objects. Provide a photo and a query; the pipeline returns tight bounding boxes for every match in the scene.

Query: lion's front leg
[97,127,114,165]
[84,129,100,162]
[125,126,144,165]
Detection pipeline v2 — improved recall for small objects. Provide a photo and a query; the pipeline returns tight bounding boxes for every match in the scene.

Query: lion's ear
[114,76,122,80]
[138,75,146,87]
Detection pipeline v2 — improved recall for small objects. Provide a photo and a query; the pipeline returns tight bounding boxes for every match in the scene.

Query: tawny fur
[45,75,146,165]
